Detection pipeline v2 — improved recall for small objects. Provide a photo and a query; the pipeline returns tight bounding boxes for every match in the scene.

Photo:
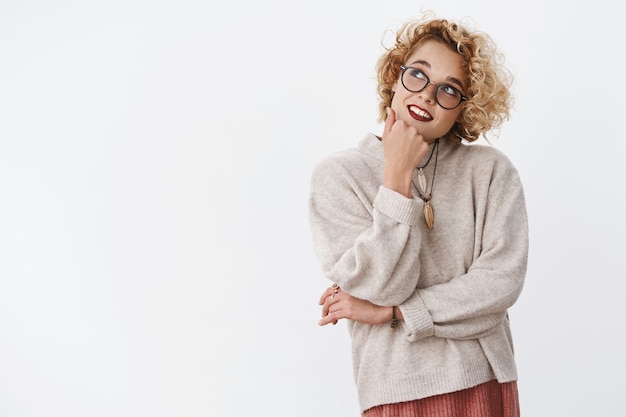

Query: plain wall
[1,1,624,416]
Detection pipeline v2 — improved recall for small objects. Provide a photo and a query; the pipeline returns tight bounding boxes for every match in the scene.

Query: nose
[418,81,437,103]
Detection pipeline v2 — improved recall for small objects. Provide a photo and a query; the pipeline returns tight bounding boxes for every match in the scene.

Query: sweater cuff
[400,292,434,342]
[373,186,420,226]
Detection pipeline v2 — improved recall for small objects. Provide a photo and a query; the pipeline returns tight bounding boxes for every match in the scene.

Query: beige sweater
[309,133,528,413]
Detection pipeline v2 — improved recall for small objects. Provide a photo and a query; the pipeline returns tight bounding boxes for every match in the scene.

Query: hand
[317,285,393,326]
[382,108,430,197]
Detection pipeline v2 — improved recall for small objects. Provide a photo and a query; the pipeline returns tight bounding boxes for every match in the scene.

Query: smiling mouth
[408,105,432,121]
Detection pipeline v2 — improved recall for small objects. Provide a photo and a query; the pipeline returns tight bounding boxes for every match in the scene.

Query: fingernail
[386,107,391,116]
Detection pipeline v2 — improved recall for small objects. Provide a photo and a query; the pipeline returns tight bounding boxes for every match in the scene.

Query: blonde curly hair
[376,16,513,142]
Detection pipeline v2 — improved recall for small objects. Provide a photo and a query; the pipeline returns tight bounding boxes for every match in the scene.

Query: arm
[400,166,528,341]
[310,110,430,306]
[310,169,422,306]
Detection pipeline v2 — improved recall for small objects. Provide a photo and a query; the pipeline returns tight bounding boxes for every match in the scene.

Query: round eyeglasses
[400,65,467,110]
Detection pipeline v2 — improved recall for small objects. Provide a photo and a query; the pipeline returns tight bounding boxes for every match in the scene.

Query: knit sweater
[309,133,528,413]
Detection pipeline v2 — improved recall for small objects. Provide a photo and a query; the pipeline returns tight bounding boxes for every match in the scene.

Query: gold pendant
[417,168,427,194]
[423,201,434,229]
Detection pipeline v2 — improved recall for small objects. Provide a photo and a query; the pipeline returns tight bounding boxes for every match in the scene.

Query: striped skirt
[362,380,519,417]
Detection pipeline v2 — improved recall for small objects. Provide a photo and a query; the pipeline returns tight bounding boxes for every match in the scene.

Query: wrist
[383,170,413,198]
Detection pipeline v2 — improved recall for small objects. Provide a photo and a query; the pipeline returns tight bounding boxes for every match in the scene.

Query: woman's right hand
[382,108,429,198]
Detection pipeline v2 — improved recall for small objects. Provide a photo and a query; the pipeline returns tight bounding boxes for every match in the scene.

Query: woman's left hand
[318,285,392,326]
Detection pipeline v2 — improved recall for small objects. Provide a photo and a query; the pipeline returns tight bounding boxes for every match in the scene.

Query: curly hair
[376,15,513,142]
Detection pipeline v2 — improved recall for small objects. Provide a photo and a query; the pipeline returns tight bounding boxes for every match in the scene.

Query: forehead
[405,40,466,83]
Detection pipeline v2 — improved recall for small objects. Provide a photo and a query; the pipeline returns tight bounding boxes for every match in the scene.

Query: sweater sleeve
[400,162,528,342]
[309,157,423,306]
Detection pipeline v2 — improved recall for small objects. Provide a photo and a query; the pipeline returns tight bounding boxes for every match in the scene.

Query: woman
[309,15,528,417]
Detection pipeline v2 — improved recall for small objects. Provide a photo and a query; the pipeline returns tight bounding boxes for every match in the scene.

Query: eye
[409,68,427,80]
[440,84,461,98]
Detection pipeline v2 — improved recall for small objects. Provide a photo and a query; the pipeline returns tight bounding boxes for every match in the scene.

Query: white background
[1,1,624,416]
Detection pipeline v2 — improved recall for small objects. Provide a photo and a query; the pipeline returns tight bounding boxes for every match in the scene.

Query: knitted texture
[309,134,528,413]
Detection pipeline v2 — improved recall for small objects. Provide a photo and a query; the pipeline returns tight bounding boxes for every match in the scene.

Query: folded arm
[309,158,424,306]
[400,174,528,341]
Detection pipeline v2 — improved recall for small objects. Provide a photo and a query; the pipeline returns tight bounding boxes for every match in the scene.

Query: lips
[408,105,432,122]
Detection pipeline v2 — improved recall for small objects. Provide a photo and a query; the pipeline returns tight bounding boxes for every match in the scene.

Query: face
[390,40,467,143]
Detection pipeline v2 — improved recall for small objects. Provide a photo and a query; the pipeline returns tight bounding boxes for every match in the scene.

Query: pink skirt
[362,380,519,417]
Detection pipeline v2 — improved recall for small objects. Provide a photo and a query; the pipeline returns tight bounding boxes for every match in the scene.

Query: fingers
[321,287,341,317]
[317,288,332,305]
[382,107,396,140]
[318,284,340,305]
[319,311,339,326]
[319,301,341,326]
[319,284,341,326]
[381,108,429,192]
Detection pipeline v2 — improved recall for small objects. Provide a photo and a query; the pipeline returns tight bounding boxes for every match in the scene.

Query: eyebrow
[409,59,466,91]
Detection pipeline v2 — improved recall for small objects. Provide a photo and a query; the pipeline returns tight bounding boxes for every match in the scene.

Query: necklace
[411,139,440,229]
[415,139,439,194]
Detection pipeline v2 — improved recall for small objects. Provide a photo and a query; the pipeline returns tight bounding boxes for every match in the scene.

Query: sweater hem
[358,361,497,413]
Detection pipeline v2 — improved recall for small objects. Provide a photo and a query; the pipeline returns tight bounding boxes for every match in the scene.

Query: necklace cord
[417,139,439,169]
[412,139,440,201]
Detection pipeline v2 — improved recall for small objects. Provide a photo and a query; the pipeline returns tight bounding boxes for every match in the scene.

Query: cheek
[446,112,461,128]
[390,95,405,116]
[436,110,462,133]
[455,106,464,121]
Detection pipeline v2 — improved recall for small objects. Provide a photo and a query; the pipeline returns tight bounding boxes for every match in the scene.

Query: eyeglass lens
[401,67,463,110]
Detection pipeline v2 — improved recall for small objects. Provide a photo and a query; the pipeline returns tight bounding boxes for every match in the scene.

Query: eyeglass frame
[399,65,468,110]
